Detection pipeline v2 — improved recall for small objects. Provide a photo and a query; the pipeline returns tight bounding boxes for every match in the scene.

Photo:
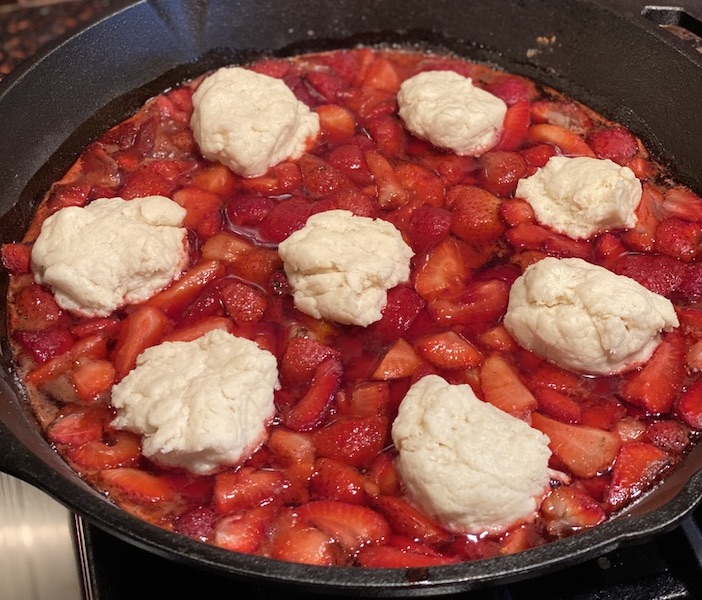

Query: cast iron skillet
[1,0,702,595]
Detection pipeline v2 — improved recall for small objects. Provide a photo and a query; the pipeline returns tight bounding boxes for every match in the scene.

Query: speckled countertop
[0,0,117,79]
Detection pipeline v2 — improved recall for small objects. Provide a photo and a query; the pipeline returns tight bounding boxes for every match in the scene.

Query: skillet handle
[0,415,52,487]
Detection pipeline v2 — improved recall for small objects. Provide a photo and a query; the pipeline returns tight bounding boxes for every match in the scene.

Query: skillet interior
[1,0,702,595]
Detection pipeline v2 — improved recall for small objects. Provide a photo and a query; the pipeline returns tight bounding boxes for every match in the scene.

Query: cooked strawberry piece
[677,306,702,339]
[505,223,590,259]
[476,325,519,352]
[480,353,537,418]
[536,388,581,423]
[676,378,702,430]
[357,544,460,568]
[500,198,536,227]
[201,231,255,266]
[369,285,426,343]
[621,332,686,414]
[585,126,639,162]
[359,55,401,93]
[364,150,409,209]
[421,153,479,187]
[26,333,109,387]
[371,338,423,380]
[621,183,663,252]
[494,100,531,151]
[112,306,171,380]
[225,193,274,228]
[14,326,76,364]
[12,283,67,332]
[145,260,224,319]
[47,405,110,446]
[326,144,374,187]
[687,340,702,371]
[395,162,445,207]
[653,217,702,262]
[45,183,90,212]
[579,398,627,431]
[100,468,174,503]
[486,77,538,105]
[413,237,471,301]
[214,467,291,515]
[310,459,372,505]
[646,420,691,454]
[242,162,303,196]
[414,331,482,370]
[478,151,528,198]
[298,154,351,199]
[530,100,593,135]
[305,70,347,103]
[592,232,627,268]
[526,123,596,157]
[365,114,407,157]
[339,381,390,418]
[448,184,506,245]
[521,143,558,169]
[213,505,278,553]
[119,165,175,199]
[172,186,223,238]
[284,357,342,432]
[250,58,291,78]
[219,279,268,325]
[162,316,232,343]
[280,337,340,387]
[1,243,32,275]
[605,442,673,510]
[531,412,621,478]
[527,361,585,395]
[174,506,217,543]
[678,263,702,302]
[368,451,401,496]
[312,188,377,218]
[661,186,702,222]
[268,515,345,566]
[313,415,388,468]
[610,253,685,297]
[231,248,283,289]
[258,197,314,243]
[71,317,121,340]
[372,495,452,546]
[406,205,452,252]
[316,104,356,143]
[428,279,510,332]
[71,357,116,404]
[540,486,605,536]
[267,427,316,483]
[189,162,237,196]
[67,431,142,470]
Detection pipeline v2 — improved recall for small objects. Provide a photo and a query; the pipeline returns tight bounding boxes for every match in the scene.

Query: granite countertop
[0,0,117,80]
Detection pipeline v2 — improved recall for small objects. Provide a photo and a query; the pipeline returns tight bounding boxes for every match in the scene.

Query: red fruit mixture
[4,47,702,568]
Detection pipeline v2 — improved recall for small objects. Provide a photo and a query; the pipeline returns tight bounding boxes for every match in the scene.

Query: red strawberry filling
[4,47,702,568]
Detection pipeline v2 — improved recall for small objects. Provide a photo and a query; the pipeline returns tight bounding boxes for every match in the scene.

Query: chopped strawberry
[530,100,593,134]
[371,338,424,380]
[365,114,407,157]
[112,306,171,380]
[71,357,116,404]
[448,184,506,245]
[621,332,686,414]
[428,279,510,332]
[676,378,702,430]
[357,544,460,568]
[369,285,426,343]
[678,263,702,302]
[495,101,531,151]
[305,70,348,103]
[172,186,223,238]
[592,232,627,268]
[540,486,605,536]
[661,186,702,222]
[248,161,303,196]
[536,388,581,424]
[621,184,663,252]
[339,381,390,418]
[189,162,237,196]
[67,431,142,470]
[406,205,452,252]
[26,333,108,387]
[395,162,446,208]
[526,123,595,157]
[268,515,345,566]
[225,193,275,228]
[359,56,401,93]
[310,459,372,505]
[413,237,471,301]
[505,223,591,259]
[579,398,627,431]
[605,442,673,510]
[298,154,351,199]
[284,357,342,432]
[531,412,621,478]
[371,495,452,546]
[480,353,537,418]
[486,77,538,105]
[610,253,686,297]
[653,217,702,263]
[162,316,231,343]
[521,143,558,169]
[213,505,278,553]
[71,317,121,340]
[527,361,585,395]
[175,506,218,543]
[500,198,536,227]
[280,337,340,387]
[12,282,66,332]
[478,151,528,197]
[313,415,388,468]
[316,104,357,144]
[213,467,291,515]
[47,405,110,446]
[326,144,374,187]
[230,248,283,289]
[646,420,691,454]
[1,242,32,275]
[476,325,519,352]
[414,331,482,370]
[367,451,401,496]
[585,127,639,163]
[364,150,409,209]
[258,197,314,243]
[201,231,256,265]
[219,278,268,325]
[267,427,316,483]
[99,468,174,503]
[13,326,75,364]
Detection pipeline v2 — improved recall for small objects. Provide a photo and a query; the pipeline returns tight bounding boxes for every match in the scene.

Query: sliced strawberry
[219,278,268,325]
[99,468,173,503]
[230,248,283,288]
[339,381,390,418]
[201,231,256,264]
[298,153,351,199]
[526,123,596,157]
[189,162,237,196]
[605,442,673,510]
[406,205,452,252]
[495,101,531,151]
[163,316,231,343]
[536,388,581,424]
[521,143,558,169]
[371,495,452,546]
[579,398,627,431]
[71,317,121,340]
[313,415,388,468]
[530,100,593,134]
[356,544,460,568]
[280,337,340,388]
[480,353,537,418]
[653,217,702,263]
[67,431,142,471]
[310,457,371,505]
[531,412,621,478]
[369,284,426,343]
[365,114,407,157]
[527,361,585,395]
[172,186,223,238]
[47,405,110,446]
[268,515,345,566]
[267,427,316,483]
[71,357,116,404]
[413,237,471,301]
[676,378,702,430]
[610,253,685,297]
[621,332,686,414]
[368,451,401,496]
[175,506,218,543]
[476,325,519,353]
[540,486,605,536]
[213,467,291,515]
[646,420,691,454]
[316,104,357,144]
[284,357,342,432]
[448,184,506,245]
[505,223,590,259]
[592,232,627,269]
[621,184,663,252]
[213,505,278,553]
[486,77,538,106]
[364,150,409,209]
[661,186,702,222]
[414,331,482,370]
[371,338,423,380]
[428,279,510,331]
[1,242,32,275]
[477,151,528,197]
[360,55,401,93]
[258,197,314,243]
[112,306,171,380]
[14,326,75,364]
[326,144,374,187]
[500,198,536,227]
[585,127,639,163]
[395,162,445,207]
[11,283,66,331]
[305,70,348,103]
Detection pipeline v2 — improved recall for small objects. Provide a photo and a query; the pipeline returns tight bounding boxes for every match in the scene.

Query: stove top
[74,507,702,600]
